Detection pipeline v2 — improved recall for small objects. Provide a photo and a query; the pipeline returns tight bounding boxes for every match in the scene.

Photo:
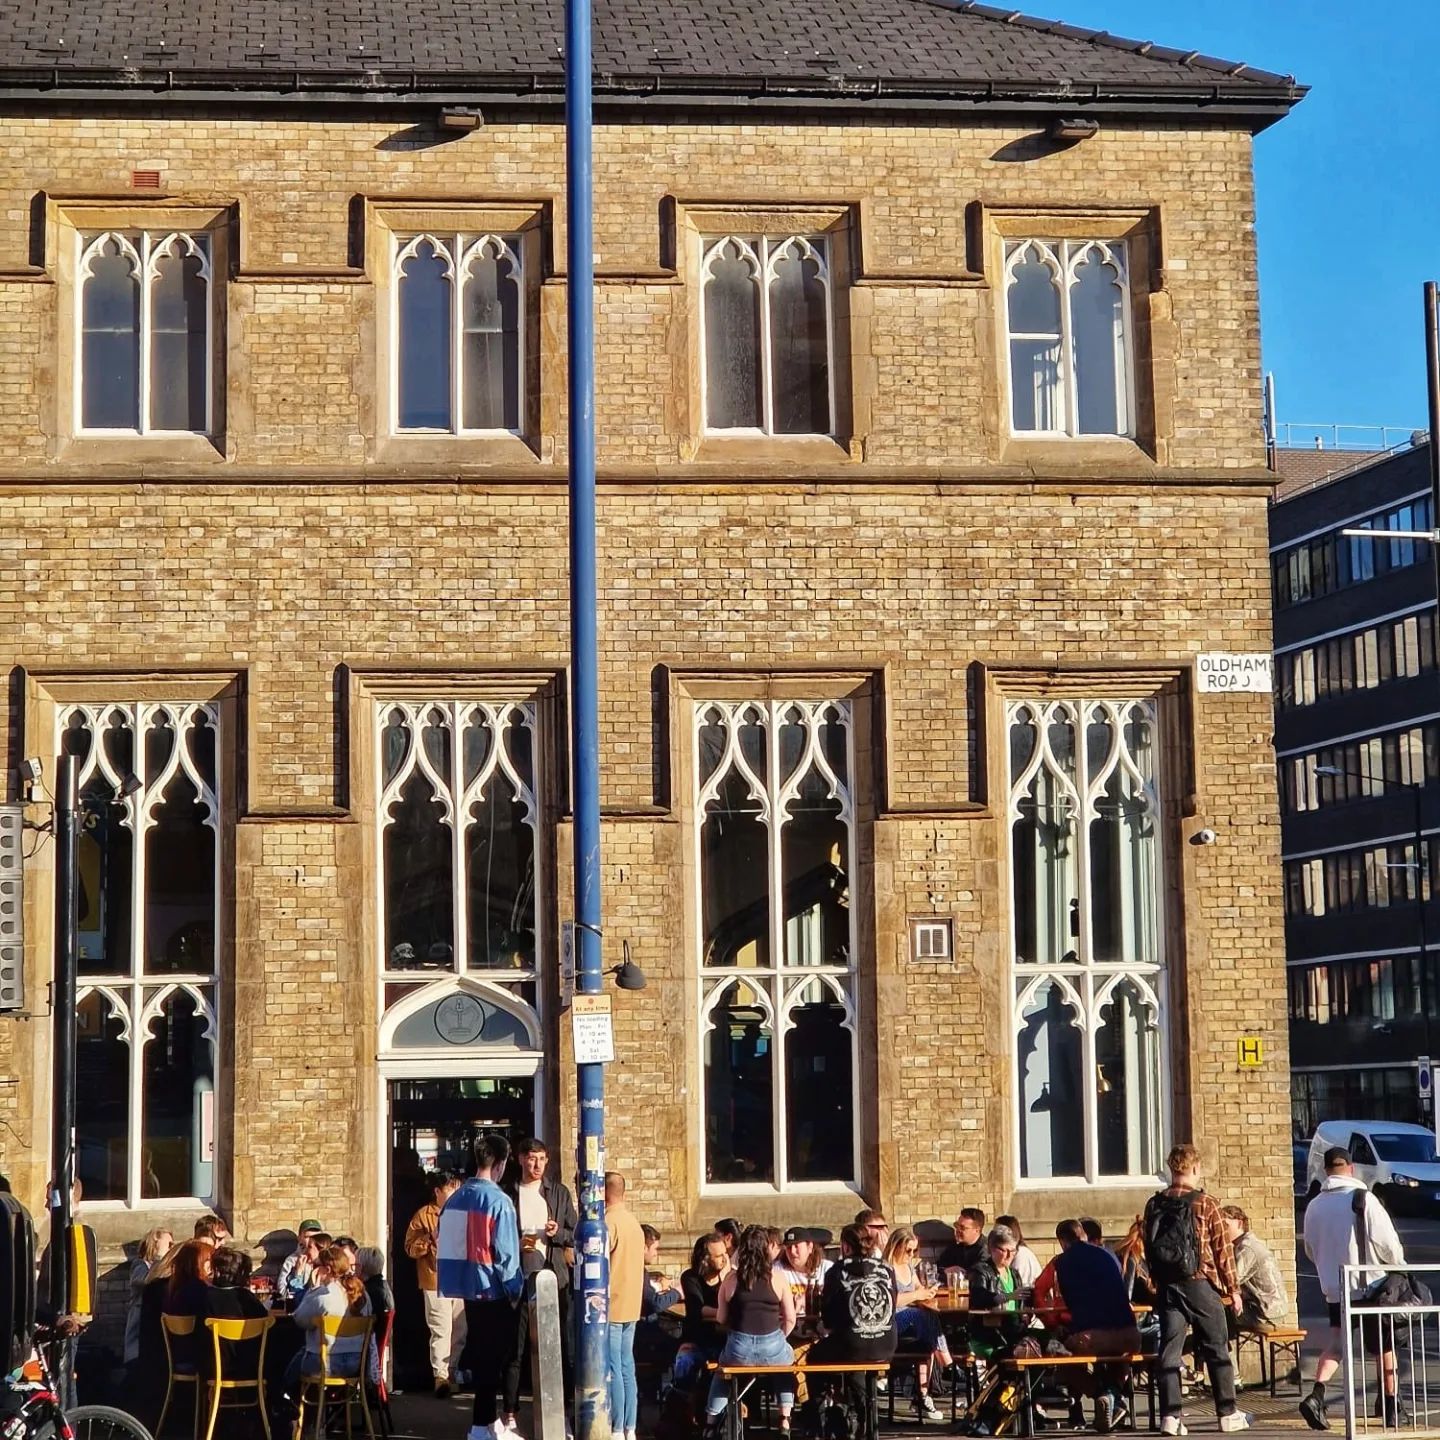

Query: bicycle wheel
[62,1405,155,1440]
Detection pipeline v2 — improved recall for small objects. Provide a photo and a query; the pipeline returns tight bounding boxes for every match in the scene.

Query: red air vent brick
[131,169,162,189]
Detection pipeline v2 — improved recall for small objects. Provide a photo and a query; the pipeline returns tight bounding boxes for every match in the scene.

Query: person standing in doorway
[439,1136,523,1440]
[1143,1143,1250,1436]
[407,1172,465,1397]
[605,1172,646,1440]
[503,1138,578,1425]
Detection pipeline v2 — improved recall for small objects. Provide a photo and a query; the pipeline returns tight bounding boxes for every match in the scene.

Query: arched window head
[1003,238,1132,439]
[394,233,525,435]
[78,231,211,435]
[702,233,833,437]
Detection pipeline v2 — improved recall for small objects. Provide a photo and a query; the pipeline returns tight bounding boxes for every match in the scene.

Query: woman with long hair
[705,1226,797,1433]
[882,1226,954,1420]
[1114,1216,1155,1304]
[159,1239,213,1373]
[125,1228,172,1366]
[285,1243,373,1398]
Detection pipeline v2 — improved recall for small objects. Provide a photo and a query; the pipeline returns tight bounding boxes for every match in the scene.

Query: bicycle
[1,1326,153,1440]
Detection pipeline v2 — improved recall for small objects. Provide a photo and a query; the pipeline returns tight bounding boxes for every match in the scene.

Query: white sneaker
[1219,1414,1253,1433]
[626,1430,638,1440]
[1160,1418,1187,1437]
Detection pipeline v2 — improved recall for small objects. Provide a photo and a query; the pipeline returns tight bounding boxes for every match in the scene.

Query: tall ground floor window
[1008,695,1168,1184]
[63,700,221,1205]
[696,696,859,1190]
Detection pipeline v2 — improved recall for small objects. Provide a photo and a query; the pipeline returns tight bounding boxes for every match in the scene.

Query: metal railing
[1274,423,1428,453]
[1342,1263,1440,1438]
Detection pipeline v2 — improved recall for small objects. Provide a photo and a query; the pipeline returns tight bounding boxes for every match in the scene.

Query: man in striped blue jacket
[439,1133,524,1440]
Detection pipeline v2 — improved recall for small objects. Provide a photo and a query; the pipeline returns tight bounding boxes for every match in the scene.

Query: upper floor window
[1008,697,1165,1183]
[63,701,221,1206]
[77,231,212,435]
[1004,239,1132,439]
[700,235,833,437]
[393,234,523,434]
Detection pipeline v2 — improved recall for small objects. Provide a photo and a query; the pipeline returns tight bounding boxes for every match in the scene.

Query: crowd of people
[410,1135,1301,1440]
[54,1131,1321,1440]
[118,1210,395,1429]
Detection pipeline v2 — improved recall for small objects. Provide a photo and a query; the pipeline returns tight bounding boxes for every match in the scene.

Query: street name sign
[1197,654,1273,693]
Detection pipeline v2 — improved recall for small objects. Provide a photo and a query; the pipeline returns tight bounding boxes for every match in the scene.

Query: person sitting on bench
[806,1224,898,1417]
[1049,1219,1142,1433]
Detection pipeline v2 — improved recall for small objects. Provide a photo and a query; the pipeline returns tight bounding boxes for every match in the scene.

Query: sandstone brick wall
[0,107,1293,1306]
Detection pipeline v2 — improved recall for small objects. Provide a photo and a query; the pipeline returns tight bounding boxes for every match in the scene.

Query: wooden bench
[1232,1327,1306,1398]
[711,1361,892,1440]
[999,1352,1158,1437]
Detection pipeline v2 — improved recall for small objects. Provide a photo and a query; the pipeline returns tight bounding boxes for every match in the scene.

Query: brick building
[0,0,1302,1342]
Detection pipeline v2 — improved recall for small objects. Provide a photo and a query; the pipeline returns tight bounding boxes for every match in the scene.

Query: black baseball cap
[782,1227,808,1245]
[1323,1146,1352,1171]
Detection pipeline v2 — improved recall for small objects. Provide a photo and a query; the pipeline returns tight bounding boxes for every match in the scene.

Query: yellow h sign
[1237,1036,1264,1067]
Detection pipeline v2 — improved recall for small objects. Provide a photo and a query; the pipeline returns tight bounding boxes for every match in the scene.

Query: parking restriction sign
[1420,1056,1433,1101]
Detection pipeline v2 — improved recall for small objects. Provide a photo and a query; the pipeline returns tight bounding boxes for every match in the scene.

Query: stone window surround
[366,202,547,466]
[980,204,1167,467]
[20,670,241,1213]
[49,200,232,464]
[668,670,877,1201]
[981,664,1193,1195]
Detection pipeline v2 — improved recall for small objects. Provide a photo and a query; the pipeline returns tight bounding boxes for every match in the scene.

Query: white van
[1305,1119,1440,1212]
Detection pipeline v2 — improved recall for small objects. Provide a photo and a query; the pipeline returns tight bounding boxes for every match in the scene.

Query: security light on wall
[1048,117,1100,143]
[438,106,484,132]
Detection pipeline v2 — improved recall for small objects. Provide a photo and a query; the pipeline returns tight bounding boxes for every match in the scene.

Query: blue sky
[1045,1,1438,437]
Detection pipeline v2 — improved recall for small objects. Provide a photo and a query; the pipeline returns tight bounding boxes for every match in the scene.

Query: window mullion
[451,235,464,435]
[451,700,468,972]
[759,239,774,436]
[768,702,787,1188]
[1059,242,1077,437]
[127,983,146,1206]
[138,232,152,435]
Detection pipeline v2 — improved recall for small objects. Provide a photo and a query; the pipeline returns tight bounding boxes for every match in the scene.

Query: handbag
[1352,1189,1433,1307]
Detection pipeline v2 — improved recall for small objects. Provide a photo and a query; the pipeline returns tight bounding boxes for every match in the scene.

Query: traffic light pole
[564,0,609,1432]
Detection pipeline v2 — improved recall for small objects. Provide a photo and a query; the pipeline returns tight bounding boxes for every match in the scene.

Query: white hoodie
[1302,1174,1405,1303]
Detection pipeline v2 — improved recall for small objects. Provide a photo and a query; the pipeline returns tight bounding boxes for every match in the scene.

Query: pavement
[376,1205,1440,1440]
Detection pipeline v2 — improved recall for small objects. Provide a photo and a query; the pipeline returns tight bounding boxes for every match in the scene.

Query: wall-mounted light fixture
[439,106,484,132]
[1047,117,1100,144]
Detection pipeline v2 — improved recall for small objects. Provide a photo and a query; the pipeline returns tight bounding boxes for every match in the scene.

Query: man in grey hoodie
[1299,1145,1405,1430]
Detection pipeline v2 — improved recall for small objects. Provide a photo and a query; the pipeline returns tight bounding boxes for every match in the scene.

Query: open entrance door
[387,1075,536,1390]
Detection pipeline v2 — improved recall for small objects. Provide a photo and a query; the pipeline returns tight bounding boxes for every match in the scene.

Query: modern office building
[1271,438,1438,1137]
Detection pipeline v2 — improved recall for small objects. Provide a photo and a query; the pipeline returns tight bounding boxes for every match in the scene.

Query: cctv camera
[17,758,41,785]
[1190,828,1217,846]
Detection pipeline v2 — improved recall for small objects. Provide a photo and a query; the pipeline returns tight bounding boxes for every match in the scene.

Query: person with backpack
[1299,1145,1405,1431]
[1142,1143,1250,1435]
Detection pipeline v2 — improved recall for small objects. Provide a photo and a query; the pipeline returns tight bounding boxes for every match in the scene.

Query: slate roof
[0,0,1306,123]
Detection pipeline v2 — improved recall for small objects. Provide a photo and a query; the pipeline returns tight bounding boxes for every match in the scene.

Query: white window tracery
[1003,239,1132,439]
[63,701,221,1206]
[393,233,524,435]
[695,698,857,1190]
[377,700,542,1048]
[700,234,834,437]
[77,230,213,436]
[1007,698,1166,1184]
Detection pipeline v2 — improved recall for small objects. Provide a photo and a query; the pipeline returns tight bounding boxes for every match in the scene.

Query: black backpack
[1144,1189,1201,1285]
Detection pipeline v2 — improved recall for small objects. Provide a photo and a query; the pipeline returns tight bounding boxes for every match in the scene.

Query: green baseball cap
[298,1219,323,1233]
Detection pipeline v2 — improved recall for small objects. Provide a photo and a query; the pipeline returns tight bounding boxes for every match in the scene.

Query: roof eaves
[924,0,1303,91]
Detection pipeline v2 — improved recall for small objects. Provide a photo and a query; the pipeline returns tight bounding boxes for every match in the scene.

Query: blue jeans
[607,1320,638,1431]
[896,1305,943,1351]
[706,1330,795,1418]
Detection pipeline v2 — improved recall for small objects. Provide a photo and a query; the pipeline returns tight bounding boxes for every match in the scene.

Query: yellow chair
[202,1315,274,1440]
[294,1315,375,1440]
[157,1314,201,1440]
